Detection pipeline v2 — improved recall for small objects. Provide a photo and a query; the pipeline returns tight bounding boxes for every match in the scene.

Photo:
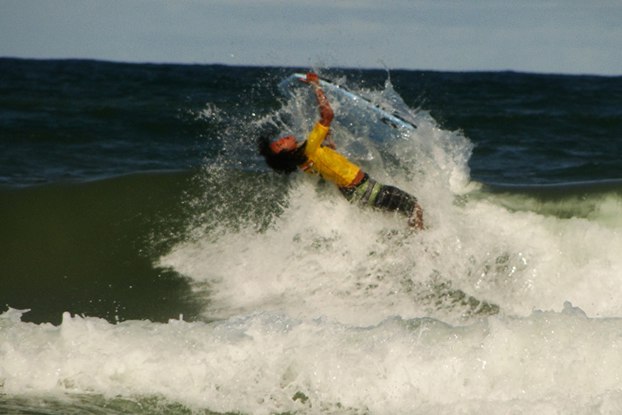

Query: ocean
[1,58,622,414]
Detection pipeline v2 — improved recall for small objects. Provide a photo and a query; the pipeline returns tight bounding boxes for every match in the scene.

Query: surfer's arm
[305,122,330,154]
[303,73,334,127]
[315,86,334,127]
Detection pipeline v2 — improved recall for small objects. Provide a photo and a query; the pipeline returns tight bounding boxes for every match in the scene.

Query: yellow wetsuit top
[301,122,361,188]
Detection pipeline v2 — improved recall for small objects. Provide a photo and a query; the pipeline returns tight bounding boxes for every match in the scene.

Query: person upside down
[258,72,424,230]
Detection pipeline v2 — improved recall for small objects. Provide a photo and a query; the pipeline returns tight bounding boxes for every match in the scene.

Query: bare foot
[408,203,425,230]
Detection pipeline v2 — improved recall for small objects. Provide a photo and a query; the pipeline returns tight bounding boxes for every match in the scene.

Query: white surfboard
[278,73,417,144]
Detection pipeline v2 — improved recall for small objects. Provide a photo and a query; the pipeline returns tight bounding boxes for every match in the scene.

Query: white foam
[3,306,622,414]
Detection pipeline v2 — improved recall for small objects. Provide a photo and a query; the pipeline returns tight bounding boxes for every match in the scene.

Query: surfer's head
[270,135,297,154]
[258,134,307,174]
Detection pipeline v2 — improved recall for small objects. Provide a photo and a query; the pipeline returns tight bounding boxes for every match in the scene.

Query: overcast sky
[1,0,620,75]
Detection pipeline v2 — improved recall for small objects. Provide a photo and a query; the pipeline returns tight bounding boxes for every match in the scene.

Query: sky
[1,0,621,76]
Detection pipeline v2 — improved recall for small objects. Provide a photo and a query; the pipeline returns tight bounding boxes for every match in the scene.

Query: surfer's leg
[373,184,424,230]
[340,175,424,229]
[408,202,425,230]
[373,184,415,212]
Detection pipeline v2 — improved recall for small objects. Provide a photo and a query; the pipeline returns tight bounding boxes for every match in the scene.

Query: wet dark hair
[258,134,308,174]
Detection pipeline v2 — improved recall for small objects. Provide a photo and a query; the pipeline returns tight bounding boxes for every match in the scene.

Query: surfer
[259,72,424,230]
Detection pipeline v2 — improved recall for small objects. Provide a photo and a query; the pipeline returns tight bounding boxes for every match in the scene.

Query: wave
[161,76,622,325]
[479,179,622,224]
[3,304,622,414]
[3,71,622,414]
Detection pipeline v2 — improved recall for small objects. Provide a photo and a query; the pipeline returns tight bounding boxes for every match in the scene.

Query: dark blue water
[2,59,621,187]
[395,71,622,184]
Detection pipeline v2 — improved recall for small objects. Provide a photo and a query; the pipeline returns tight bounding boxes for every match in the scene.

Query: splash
[162,74,494,324]
[162,73,622,325]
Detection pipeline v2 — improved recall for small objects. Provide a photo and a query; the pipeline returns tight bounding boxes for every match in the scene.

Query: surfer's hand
[303,72,320,85]
[302,72,332,126]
